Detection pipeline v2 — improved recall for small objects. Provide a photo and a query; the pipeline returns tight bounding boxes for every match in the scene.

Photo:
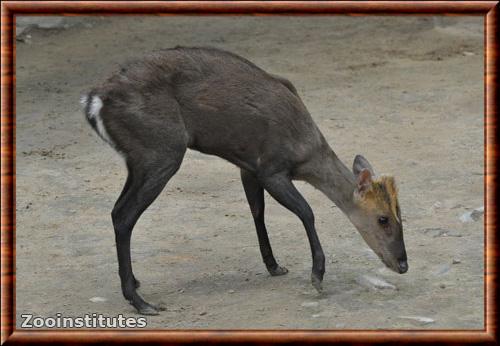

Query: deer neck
[299,146,357,214]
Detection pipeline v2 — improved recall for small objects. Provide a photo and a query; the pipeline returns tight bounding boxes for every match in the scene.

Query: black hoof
[154,303,167,312]
[130,294,161,316]
[134,278,141,288]
[137,304,160,316]
[268,265,289,276]
[311,273,323,292]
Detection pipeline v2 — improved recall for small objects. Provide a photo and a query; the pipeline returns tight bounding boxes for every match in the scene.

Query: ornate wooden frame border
[1,1,498,344]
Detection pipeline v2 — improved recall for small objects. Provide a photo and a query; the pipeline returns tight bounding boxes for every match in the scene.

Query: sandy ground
[15,16,484,329]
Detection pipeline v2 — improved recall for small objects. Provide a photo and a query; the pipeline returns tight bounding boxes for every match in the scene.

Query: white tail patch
[85,95,116,149]
[89,95,103,119]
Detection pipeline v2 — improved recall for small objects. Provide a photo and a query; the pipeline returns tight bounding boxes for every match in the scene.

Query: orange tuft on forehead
[362,176,401,222]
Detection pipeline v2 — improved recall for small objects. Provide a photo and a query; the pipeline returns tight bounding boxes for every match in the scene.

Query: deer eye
[378,216,389,226]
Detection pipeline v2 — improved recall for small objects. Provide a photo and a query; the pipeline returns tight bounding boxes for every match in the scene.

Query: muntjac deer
[82,47,408,315]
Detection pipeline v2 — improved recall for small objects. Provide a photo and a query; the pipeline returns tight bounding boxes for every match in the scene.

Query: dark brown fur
[84,47,407,315]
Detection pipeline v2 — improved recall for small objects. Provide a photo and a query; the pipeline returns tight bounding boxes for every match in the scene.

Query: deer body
[83,47,407,315]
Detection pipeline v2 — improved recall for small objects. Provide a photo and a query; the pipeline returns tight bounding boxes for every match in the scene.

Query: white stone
[398,315,435,324]
[434,264,452,275]
[356,275,396,290]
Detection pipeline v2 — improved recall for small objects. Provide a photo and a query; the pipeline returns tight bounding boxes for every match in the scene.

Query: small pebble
[89,297,107,303]
[452,259,461,264]
[199,311,207,316]
[439,284,446,289]
[301,301,319,308]
[228,289,235,294]
[460,206,484,223]
[423,228,462,238]
[432,201,442,209]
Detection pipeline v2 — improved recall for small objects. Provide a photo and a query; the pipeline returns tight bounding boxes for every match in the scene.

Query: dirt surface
[15,16,484,329]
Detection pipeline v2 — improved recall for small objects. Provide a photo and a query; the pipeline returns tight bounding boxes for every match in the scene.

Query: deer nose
[398,260,408,273]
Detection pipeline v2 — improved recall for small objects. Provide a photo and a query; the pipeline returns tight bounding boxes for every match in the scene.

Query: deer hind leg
[102,105,188,315]
[112,150,185,315]
[240,169,288,276]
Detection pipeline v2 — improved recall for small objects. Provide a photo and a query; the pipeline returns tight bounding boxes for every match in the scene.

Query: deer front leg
[260,173,325,292]
[240,169,288,276]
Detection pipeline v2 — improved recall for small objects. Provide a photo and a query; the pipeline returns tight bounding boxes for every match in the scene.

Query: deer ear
[353,155,375,177]
[356,168,373,194]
